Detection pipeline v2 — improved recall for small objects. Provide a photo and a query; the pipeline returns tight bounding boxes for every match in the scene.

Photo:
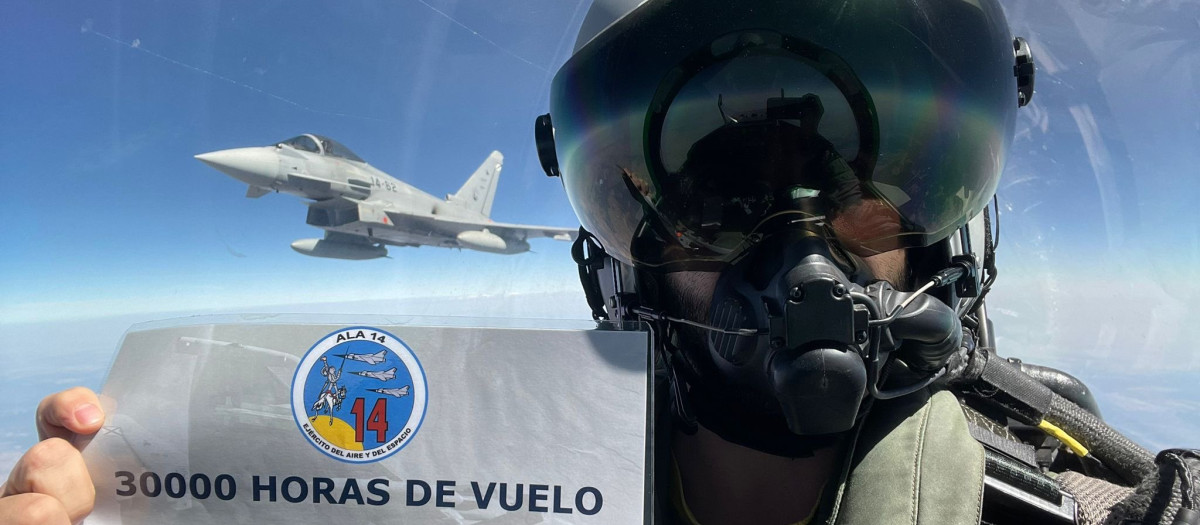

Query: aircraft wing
[305,196,577,240]
[384,211,579,242]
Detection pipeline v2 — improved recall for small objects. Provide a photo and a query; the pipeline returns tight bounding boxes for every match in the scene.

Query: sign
[82,316,652,524]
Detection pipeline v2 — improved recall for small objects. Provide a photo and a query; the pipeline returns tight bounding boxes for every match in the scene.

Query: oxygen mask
[701,209,967,436]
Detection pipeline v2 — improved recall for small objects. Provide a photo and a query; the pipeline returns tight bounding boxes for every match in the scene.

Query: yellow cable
[1038,420,1090,457]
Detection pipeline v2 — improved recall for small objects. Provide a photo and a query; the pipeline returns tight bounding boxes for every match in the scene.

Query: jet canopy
[278,134,365,163]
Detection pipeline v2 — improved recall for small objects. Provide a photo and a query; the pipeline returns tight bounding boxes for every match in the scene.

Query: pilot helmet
[535,0,1034,449]
[542,0,1031,269]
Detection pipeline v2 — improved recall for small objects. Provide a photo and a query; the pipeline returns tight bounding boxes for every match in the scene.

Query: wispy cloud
[413,0,550,73]
[79,19,385,123]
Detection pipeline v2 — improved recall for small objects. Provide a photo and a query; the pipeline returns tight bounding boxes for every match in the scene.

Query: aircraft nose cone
[195,147,279,187]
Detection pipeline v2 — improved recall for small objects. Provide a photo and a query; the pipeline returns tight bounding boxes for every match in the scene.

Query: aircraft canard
[195,134,578,260]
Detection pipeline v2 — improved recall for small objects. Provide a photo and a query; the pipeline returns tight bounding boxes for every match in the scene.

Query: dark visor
[549,0,1017,269]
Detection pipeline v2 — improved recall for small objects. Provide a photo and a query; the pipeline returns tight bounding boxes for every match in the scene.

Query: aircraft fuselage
[196,134,569,259]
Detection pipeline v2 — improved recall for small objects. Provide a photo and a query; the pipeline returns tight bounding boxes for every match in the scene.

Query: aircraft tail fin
[447,151,503,218]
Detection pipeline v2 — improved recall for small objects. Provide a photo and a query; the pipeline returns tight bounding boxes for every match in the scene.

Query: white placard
[82,315,652,524]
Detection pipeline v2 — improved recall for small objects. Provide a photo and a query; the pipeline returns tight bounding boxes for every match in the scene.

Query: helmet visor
[551,0,1017,269]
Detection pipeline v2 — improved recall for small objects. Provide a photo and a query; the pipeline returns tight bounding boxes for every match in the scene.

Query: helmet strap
[571,227,611,320]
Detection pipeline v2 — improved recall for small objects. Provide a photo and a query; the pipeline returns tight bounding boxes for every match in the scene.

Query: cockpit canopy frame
[278,134,365,163]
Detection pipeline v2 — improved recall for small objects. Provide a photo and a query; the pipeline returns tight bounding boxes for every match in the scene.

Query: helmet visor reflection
[551,0,1016,269]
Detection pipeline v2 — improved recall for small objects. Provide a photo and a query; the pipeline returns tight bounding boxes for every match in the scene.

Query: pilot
[529,0,1197,523]
[6,0,1198,524]
[531,0,1023,521]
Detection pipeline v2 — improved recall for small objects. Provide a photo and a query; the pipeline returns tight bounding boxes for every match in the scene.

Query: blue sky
[0,0,590,322]
[0,0,1197,471]
[1,0,1196,324]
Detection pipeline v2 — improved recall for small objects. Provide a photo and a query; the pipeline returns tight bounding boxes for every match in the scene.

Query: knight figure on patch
[291,327,428,463]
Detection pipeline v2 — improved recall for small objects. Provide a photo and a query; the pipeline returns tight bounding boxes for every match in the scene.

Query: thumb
[36,387,104,443]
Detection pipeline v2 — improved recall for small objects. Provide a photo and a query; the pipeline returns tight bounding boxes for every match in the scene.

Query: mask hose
[950,345,1157,486]
[852,282,961,400]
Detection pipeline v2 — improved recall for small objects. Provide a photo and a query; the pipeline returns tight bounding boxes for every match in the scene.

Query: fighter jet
[368,386,411,398]
[351,367,397,382]
[335,350,387,365]
[195,134,577,260]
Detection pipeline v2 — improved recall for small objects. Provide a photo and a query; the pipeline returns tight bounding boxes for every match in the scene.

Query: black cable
[956,352,1156,486]
[930,266,967,288]
[1046,394,1157,485]
[1018,362,1103,417]
[1160,449,1197,509]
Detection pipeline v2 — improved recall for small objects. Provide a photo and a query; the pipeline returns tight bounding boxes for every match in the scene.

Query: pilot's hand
[0,387,104,524]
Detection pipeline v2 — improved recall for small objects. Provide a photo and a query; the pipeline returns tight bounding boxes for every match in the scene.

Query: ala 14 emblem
[291,327,427,462]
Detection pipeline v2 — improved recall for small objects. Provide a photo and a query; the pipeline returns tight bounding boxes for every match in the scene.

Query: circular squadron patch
[291,327,427,463]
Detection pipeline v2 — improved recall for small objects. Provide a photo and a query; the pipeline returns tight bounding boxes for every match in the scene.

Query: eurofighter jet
[195,134,578,260]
